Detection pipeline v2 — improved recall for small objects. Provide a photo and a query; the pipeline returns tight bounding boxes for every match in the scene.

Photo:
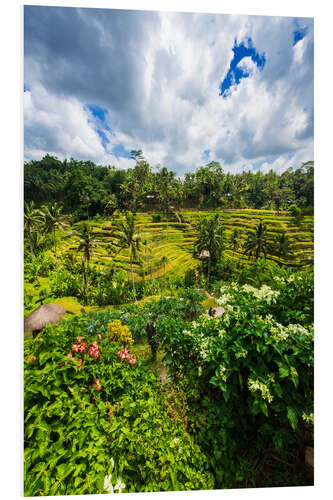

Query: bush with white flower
[158,275,313,486]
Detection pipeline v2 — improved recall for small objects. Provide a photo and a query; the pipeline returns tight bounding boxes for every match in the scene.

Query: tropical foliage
[23,153,314,494]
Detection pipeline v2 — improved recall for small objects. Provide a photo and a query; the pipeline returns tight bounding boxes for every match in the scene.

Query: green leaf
[279,365,289,378]
[287,406,298,430]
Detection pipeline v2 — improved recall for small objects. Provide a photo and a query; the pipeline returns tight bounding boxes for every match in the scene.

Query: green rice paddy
[56,209,314,280]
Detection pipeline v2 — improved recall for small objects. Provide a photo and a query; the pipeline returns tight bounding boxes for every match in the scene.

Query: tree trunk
[53,228,58,268]
[131,262,135,292]
[29,234,34,262]
[81,257,88,305]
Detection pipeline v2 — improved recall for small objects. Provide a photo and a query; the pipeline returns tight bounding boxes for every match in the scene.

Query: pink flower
[79,343,87,353]
[88,341,100,359]
[77,336,84,343]
[118,348,127,359]
[92,378,102,391]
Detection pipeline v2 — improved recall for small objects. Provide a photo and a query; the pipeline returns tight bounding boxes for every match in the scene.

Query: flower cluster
[88,341,101,360]
[104,476,125,494]
[218,364,228,382]
[217,293,232,306]
[242,284,280,303]
[104,458,126,494]
[248,378,273,403]
[302,412,314,424]
[72,336,87,353]
[26,354,37,364]
[106,401,120,420]
[92,378,102,391]
[117,348,137,365]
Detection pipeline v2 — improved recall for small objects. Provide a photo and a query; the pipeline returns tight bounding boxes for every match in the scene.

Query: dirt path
[198,288,224,316]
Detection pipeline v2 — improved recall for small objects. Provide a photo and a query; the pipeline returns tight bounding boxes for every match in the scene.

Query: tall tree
[40,202,67,268]
[24,201,42,261]
[229,228,242,252]
[112,212,142,291]
[274,231,291,260]
[244,222,271,261]
[194,214,225,282]
[154,166,177,220]
[76,222,98,304]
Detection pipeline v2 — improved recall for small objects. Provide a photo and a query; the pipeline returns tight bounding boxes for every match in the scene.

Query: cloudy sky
[24,6,314,175]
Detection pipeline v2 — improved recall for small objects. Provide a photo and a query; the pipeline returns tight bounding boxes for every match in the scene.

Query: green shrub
[24,318,214,495]
[107,319,134,347]
[158,278,313,487]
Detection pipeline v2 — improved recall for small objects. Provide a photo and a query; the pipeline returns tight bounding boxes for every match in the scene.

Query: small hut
[24,304,66,338]
[198,249,210,260]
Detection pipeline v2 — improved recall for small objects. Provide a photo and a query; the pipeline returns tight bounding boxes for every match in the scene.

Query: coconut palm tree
[39,202,67,268]
[29,231,48,256]
[161,255,168,276]
[112,212,142,291]
[76,222,98,305]
[24,201,42,261]
[229,228,242,252]
[194,214,225,283]
[244,222,271,261]
[274,231,291,261]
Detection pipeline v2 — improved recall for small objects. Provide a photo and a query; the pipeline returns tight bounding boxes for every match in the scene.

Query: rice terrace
[23,5,314,498]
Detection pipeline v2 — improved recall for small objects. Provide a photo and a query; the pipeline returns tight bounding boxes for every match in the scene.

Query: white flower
[302,412,314,424]
[242,284,279,303]
[114,478,126,493]
[104,475,114,494]
[248,378,273,403]
[286,324,311,337]
[110,458,115,470]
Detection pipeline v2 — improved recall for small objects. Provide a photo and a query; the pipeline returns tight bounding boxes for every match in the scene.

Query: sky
[24,6,314,176]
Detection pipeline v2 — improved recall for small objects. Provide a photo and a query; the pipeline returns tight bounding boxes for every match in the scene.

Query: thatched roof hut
[198,249,210,259]
[24,304,66,337]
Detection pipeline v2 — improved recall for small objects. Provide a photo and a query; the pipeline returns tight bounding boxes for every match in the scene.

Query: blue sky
[24,7,313,175]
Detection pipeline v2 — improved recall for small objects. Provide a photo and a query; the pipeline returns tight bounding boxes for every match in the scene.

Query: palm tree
[112,212,142,292]
[244,222,271,261]
[76,222,98,305]
[24,201,42,261]
[39,202,67,268]
[161,255,168,276]
[229,228,242,252]
[194,214,224,283]
[29,231,48,256]
[274,232,291,261]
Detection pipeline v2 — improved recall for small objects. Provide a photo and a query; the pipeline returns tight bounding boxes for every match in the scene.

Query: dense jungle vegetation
[24,154,314,495]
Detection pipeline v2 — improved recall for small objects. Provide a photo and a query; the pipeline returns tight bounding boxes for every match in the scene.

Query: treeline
[24,153,314,219]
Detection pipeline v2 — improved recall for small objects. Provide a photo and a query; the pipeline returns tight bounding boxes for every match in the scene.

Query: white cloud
[24,8,313,174]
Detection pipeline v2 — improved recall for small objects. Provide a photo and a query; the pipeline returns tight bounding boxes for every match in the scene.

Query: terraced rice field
[55,209,314,281]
